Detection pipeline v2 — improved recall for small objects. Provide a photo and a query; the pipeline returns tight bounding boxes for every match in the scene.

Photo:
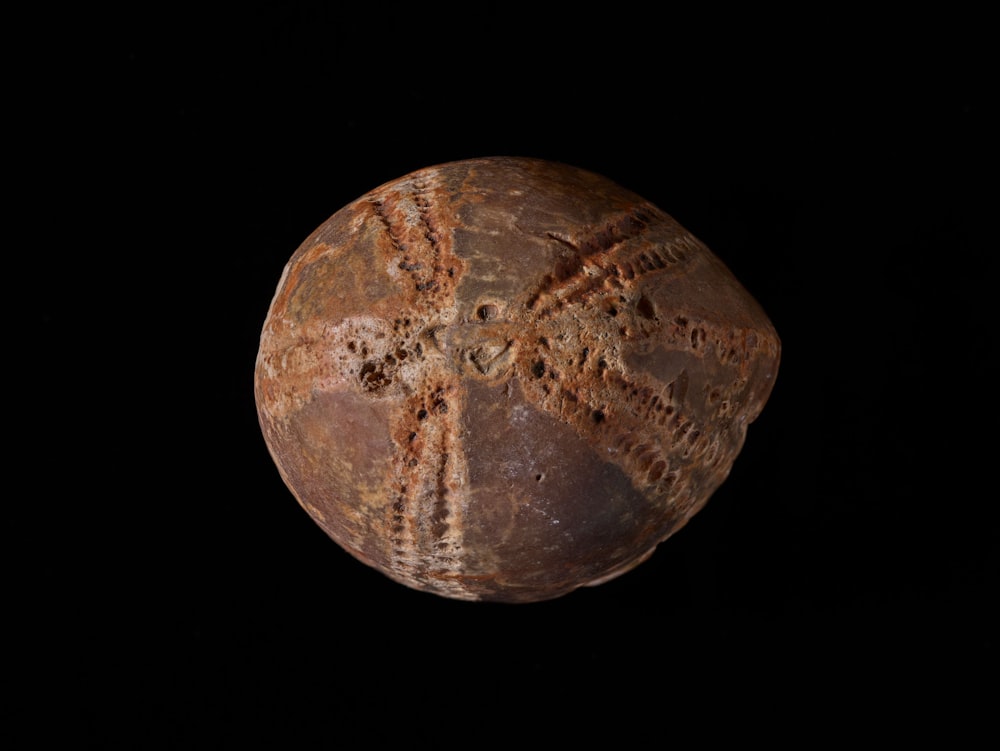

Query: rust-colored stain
[255,157,780,603]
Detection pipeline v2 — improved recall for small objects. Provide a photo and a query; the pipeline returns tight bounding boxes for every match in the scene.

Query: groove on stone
[528,207,703,316]
[368,173,471,595]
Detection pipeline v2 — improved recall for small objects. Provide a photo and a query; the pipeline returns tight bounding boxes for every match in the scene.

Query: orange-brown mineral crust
[254,157,780,603]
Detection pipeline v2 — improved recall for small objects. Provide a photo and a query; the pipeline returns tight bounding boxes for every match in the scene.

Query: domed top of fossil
[255,157,780,603]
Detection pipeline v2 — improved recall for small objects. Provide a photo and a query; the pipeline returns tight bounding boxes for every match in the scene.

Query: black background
[61,5,994,745]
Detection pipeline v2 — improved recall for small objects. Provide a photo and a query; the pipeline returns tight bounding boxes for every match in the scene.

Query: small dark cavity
[535,473,545,483]
[477,304,498,321]
[347,341,357,352]
[359,361,391,391]
[592,409,605,423]
[674,370,689,403]
[417,409,428,420]
[636,295,656,320]
[531,360,546,378]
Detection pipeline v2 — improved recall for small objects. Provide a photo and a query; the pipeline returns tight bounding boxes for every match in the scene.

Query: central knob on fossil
[439,313,518,379]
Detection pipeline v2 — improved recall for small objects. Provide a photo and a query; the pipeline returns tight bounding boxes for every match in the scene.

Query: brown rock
[254,157,780,603]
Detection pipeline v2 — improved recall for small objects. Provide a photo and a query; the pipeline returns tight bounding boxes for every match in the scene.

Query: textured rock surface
[254,157,780,603]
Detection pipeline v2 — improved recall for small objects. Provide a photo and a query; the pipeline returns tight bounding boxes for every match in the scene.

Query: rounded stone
[254,156,780,603]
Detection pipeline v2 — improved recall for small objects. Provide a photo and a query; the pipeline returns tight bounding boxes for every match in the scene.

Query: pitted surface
[255,157,780,603]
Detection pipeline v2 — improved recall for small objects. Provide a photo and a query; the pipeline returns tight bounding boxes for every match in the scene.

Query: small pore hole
[359,361,391,391]
[636,295,656,320]
[477,304,498,321]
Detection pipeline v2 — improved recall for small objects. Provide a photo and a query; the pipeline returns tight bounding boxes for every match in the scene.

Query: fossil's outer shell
[254,157,780,603]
